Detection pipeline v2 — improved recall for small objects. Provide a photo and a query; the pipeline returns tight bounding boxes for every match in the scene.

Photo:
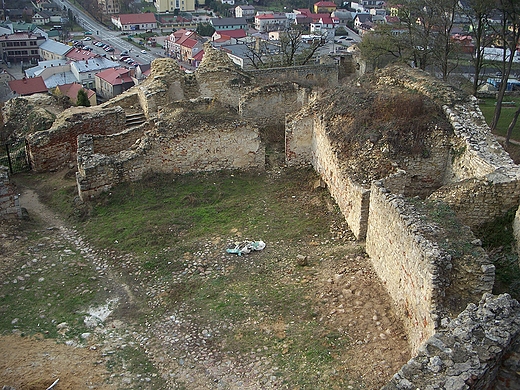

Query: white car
[141,49,146,54]
[83,37,92,41]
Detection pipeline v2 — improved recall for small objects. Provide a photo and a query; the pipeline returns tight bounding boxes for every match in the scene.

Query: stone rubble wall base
[382,293,520,390]
[0,166,22,219]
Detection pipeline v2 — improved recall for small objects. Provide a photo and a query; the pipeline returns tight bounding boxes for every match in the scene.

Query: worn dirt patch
[0,334,114,390]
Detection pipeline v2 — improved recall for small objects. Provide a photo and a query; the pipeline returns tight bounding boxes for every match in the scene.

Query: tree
[244,28,324,69]
[77,89,91,107]
[196,22,215,37]
[463,0,495,95]
[489,0,520,141]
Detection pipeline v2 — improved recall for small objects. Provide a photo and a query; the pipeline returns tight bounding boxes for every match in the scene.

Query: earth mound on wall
[1,94,69,140]
[316,83,453,183]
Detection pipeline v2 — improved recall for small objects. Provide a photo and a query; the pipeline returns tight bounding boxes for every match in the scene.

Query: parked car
[120,51,129,56]
[120,56,130,61]
[83,37,92,41]
[105,47,115,52]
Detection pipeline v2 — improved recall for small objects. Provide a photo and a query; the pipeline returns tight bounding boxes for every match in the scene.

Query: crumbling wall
[27,106,126,172]
[0,166,22,219]
[286,113,370,239]
[239,82,313,127]
[77,121,264,199]
[196,44,252,109]
[376,66,520,229]
[249,63,338,88]
[90,124,146,156]
[366,180,494,355]
[383,293,520,390]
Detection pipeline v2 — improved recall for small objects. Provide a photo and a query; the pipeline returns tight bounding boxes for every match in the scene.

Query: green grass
[84,169,331,257]
[479,97,520,140]
[0,226,109,339]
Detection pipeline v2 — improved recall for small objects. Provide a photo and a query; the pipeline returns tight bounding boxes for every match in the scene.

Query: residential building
[164,29,198,59]
[32,11,51,26]
[39,39,71,61]
[211,29,247,45]
[0,32,45,64]
[221,0,234,5]
[133,63,151,84]
[362,0,384,9]
[95,67,134,99]
[25,59,76,88]
[153,0,196,13]
[111,13,157,31]
[98,0,120,15]
[332,10,355,26]
[8,76,48,96]
[310,14,338,40]
[254,14,290,32]
[234,5,255,19]
[70,57,120,89]
[210,17,248,31]
[180,35,203,64]
[56,82,97,105]
[313,1,337,14]
[353,13,372,30]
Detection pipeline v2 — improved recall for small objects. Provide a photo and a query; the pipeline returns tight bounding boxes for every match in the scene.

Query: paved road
[61,0,159,63]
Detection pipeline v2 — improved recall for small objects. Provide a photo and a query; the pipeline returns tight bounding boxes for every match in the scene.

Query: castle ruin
[3,44,520,388]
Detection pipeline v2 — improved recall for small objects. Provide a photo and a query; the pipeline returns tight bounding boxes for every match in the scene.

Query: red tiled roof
[96,68,133,85]
[8,77,47,96]
[220,29,246,39]
[182,38,199,49]
[116,13,157,25]
[311,13,332,22]
[256,13,287,19]
[295,9,312,17]
[65,49,98,61]
[314,1,337,7]
[57,82,95,101]
[192,50,204,61]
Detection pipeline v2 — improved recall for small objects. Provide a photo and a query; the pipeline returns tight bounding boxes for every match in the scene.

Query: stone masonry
[383,293,520,390]
[0,166,22,219]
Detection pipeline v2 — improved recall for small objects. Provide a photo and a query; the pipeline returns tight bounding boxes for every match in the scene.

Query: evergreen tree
[77,89,91,107]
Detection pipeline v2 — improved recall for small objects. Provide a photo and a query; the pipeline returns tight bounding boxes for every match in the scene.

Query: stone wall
[249,63,338,89]
[27,106,126,172]
[375,66,520,229]
[0,166,21,219]
[90,125,146,156]
[77,122,264,199]
[383,293,520,390]
[366,180,494,355]
[239,82,313,127]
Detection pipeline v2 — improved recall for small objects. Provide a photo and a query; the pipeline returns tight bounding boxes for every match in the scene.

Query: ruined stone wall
[0,166,21,219]
[248,64,338,89]
[239,83,312,127]
[366,181,494,355]
[286,114,370,239]
[90,125,146,156]
[429,176,520,230]
[383,294,520,390]
[27,106,126,172]
[102,91,141,113]
[77,123,264,199]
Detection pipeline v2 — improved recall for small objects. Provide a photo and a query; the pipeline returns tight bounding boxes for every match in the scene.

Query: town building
[95,67,134,99]
[153,0,196,13]
[0,32,46,64]
[111,13,158,31]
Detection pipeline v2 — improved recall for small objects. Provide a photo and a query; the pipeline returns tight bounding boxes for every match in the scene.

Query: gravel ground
[1,173,410,390]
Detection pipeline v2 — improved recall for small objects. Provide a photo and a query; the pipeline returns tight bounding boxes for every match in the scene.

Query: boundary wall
[77,122,264,199]
[0,166,22,219]
[366,180,495,355]
[26,106,126,172]
[383,293,520,390]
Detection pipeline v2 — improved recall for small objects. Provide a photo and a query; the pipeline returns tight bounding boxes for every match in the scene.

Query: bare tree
[463,0,495,95]
[490,0,520,139]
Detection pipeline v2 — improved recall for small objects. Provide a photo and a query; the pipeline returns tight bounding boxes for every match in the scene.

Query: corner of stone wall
[0,166,22,219]
[382,293,520,390]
